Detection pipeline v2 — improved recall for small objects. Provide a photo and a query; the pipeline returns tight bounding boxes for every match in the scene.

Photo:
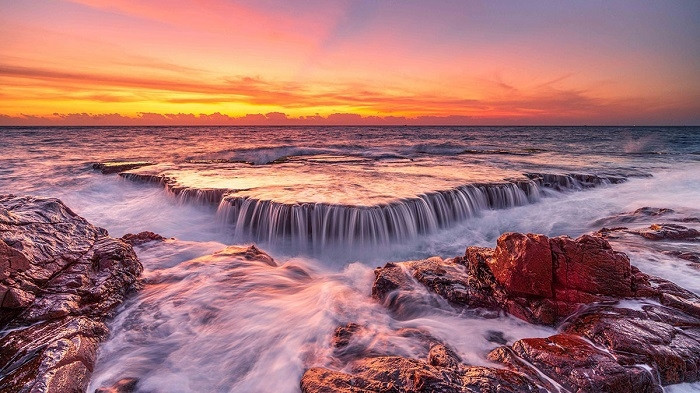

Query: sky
[0,0,699,125]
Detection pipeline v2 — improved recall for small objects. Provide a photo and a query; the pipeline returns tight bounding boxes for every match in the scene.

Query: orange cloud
[1,1,698,124]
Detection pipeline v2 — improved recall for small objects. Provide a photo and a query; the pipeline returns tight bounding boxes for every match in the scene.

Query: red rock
[490,233,553,298]
[374,234,637,325]
[550,234,632,298]
[371,262,410,301]
[0,240,30,279]
[366,230,700,391]
[489,333,661,393]
[564,304,700,385]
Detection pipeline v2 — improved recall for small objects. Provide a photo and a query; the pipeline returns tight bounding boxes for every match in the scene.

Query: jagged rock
[371,257,475,319]
[427,344,461,369]
[490,233,553,297]
[92,161,154,174]
[0,195,143,393]
[120,231,166,246]
[635,223,699,241]
[329,322,454,365]
[550,234,633,298]
[368,231,700,392]
[373,233,636,325]
[563,304,700,385]
[301,350,540,393]
[488,334,661,393]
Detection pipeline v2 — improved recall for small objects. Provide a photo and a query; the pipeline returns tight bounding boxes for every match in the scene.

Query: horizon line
[1,124,698,128]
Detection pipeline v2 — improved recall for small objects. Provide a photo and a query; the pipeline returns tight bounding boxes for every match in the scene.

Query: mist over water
[1,126,699,392]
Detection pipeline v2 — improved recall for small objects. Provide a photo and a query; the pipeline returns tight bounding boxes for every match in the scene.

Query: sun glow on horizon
[1,0,699,125]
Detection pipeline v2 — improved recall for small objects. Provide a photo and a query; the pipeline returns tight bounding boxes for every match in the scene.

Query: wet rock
[323,230,700,392]
[371,262,412,301]
[372,257,473,314]
[484,330,507,345]
[634,207,676,216]
[372,232,699,326]
[490,233,553,298]
[301,353,540,393]
[593,207,676,227]
[329,322,452,365]
[635,223,699,241]
[373,233,639,325]
[551,234,633,298]
[214,244,276,267]
[120,231,166,246]
[92,161,154,174]
[331,323,363,349]
[594,226,629,239]
[427,344,461,368]
[467,233,633,325]
[94,378,138,393]
[630,267,700,316]
[488,333,661,393]
[563,304,700,385]
[0,195,143,392]
[663,250,700,264]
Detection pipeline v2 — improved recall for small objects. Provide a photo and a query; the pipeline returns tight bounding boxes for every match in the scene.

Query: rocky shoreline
[0,195,144,392]
[303,231,699,392]
[1,195,698,392]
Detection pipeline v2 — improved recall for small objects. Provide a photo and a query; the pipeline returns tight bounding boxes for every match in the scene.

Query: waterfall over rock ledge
[120,171,627,249]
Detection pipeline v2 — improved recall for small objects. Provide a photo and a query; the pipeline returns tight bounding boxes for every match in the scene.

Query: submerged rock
[120,231,166,246]
[594,208,700,268]
[94,378,138,393]
[634,223,700,241]
[593,206,676,227]
[92,161,154,174]
[0,195,143,393]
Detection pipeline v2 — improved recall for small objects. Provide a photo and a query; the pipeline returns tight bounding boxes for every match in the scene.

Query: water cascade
[120,171,626,249]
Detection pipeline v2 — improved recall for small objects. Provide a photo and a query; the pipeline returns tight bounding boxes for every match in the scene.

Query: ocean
[1,126,699,392]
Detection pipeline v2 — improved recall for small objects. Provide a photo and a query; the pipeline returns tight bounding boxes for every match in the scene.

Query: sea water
[1,126,698,392]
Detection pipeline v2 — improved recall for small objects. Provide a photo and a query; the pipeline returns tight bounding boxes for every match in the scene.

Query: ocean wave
[186,146,339,165]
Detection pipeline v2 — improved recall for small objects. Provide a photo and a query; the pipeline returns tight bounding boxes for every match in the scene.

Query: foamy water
[1,126,698,392]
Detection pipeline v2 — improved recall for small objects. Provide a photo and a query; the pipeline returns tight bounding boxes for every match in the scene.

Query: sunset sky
[1,0,698,125]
